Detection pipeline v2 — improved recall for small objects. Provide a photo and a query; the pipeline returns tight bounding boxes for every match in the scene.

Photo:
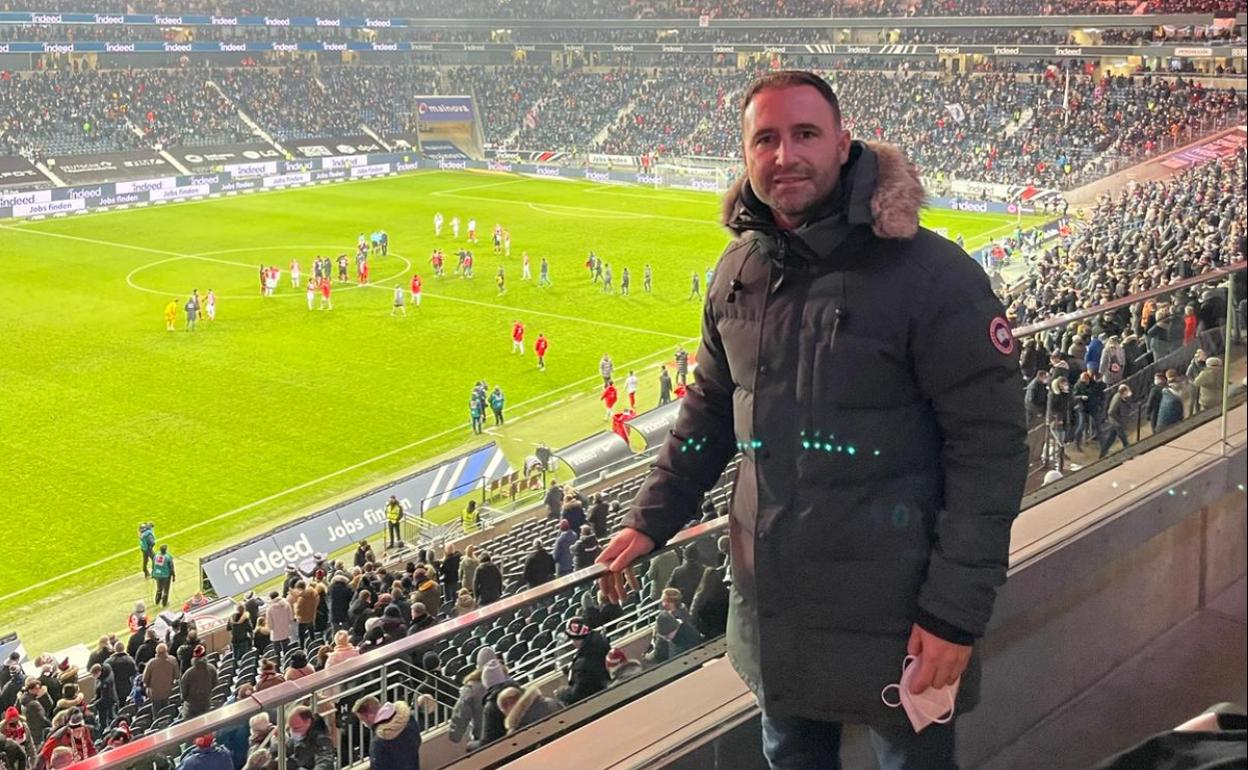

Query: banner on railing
[0,156,44,188]
[623,400,682,448]
[553,432,633,479]
[198,442,512,596]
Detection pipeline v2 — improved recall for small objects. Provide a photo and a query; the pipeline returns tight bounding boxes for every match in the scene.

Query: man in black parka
[598,71,1027,769]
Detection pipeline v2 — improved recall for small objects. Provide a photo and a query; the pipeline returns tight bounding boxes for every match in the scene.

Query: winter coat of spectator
[1157,381,1187,430]
[472,555,503,605]
[328,575,353,629]
[573,526,602,571]
[645,550,680,602]
[143,645,180,709]
[452,590,477,618]
[352,697,423,770]
[665,546,706,603]
[553,523,576,576]
[266,594,295,646]
[294,584,319,626]
[179,647,217,718]
[558,620,610,706]
[1100,336,1128,386]
[499,685,563,735]
[586,496,610,540]
[413,573,442,618]
[284,709,334,770]
[254,660,285,692]
[561,500,586,533]
[1193,357,1224,411]
[643,610,704,665]
[522,541,557,588]
[175,738,233,770]
[107,648,137,704]
[544,482,564,520]
[458,546,479,596]
[604,649,643,684]
[439,547,462,601]
[690,539,731,639]
[447,668,485,746]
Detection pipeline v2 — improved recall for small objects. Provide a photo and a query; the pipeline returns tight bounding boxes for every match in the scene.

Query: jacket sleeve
[447,685,477,743]
[624,264,738,548]
[910,255,1029,641]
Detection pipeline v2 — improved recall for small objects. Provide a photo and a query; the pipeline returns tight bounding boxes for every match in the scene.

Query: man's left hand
[906,624,971,694]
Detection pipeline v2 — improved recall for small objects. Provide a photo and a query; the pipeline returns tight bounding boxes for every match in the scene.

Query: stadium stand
[3,64,1242,189]
[0,0,1242,18]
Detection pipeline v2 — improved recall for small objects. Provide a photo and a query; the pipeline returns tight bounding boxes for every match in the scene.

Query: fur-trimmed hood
[721,141,924,241]
[372,701,412,741]
[503,686,561,734]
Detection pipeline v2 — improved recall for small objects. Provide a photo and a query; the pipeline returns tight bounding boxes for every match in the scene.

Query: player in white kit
[521,252,532,281]
[306,279,316,310]
[290,259,301,288]
[451,216,461,239]
[467,218,477,244]
[205,290,217,321]
[434,211,444,237]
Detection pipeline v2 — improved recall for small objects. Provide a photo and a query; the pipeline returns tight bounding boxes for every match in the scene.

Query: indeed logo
[211,15,238,24]
[43,44,74,53]
[264,16,290,25]
[94,14,124,23]
[223,533,314,586]
[153,15,183,24]
[584,169,610,182]
[323,43,346,51]
[373,43,397,51]
[273,43,298,52]
[220,43,245,51]
[438,159,467,170]
[31,13,62,23]
[365,17,392,27]
[994,46,1020,55]
[315,17,340,26]
[954,200,989,213]
[68,187,103,199]
[163,43,192,52]
[535,166,560,177]
[1054,47,1082,55]
[106,43,136,52]
[189,175,218,186]
[636,173,662,184]
[935,46,960,54]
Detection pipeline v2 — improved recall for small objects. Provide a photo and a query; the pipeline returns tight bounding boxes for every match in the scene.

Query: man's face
[743,85,851,229]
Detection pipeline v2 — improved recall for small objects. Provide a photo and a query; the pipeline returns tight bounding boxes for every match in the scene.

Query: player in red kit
[511,320,525,355]
[320,277,332,310]
[410,274,423,307]
[535,333,548,370]
[600,380,618,420]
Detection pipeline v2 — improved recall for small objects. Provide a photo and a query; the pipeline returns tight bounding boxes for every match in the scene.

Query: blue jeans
[761,713,957,770]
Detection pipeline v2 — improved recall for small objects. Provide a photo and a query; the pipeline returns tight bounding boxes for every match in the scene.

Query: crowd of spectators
[6,22,1243,45]
[0,0,1240,18]
[3,63,1242,191]
[500,67,648,153]
[0,67,248,160]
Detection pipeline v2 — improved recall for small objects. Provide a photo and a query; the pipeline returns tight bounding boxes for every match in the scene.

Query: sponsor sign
[115,176,177,195]
[199,444,511,595]
[0,189,52,209]
[438,159,468,170]
[47,151,168,184]
[13,198,85,217]
[0,156,45,189]
[534,165,562,178]
[322,154,367,170]
[554,432,633,479]
[263,172,312,187]
[1174,46,1213,57]
[149,184,211,201]
[623,401,681,448]
[584,169,611,183]
[349,163,390,177]
[993,46,1022,55]
[935,46,961,55]
[223,160,279,178]
[414,96,475,123]
[588,153,638,167]
[284,136,381,158]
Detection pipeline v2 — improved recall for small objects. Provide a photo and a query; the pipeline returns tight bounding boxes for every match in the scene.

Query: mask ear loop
[880,655,919,708]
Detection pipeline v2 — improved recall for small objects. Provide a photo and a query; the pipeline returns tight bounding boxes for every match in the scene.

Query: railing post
[380,662,388,702]
[1222,274,1235,455]
[276,702,288,770]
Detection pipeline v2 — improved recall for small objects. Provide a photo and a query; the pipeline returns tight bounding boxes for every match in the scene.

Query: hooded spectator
[473,553,503,606]
[498,685,563,735]
[352,696,423,770]
[180,646,217,718]
[573,525,602,571]
[553,521,576,577]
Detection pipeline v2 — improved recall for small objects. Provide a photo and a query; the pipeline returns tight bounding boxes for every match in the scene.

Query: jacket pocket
[794,557,926,636]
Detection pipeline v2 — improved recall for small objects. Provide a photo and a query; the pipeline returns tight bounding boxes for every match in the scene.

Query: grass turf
[0,169,1046,624]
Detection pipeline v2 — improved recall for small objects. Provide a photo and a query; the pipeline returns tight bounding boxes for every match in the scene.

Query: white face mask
[880,655,959,733]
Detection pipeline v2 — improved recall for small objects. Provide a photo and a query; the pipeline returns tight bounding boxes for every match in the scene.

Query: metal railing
[68,262,1245,770]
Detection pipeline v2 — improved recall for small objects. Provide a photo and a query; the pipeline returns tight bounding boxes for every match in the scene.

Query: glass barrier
[65,263,1244,770]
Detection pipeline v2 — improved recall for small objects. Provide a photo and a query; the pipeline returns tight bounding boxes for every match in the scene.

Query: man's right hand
[596,527,655,604]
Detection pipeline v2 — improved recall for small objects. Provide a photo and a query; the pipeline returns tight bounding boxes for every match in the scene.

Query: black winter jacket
[624,141,1028,727]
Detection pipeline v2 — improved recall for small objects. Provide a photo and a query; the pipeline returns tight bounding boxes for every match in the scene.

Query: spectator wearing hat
[477,649,517,747]
[1193,356,1224,412]
[177,628,202,673]
[523,539,557,589]
[2,704,36,760]
[282,565,301,598]
[37,709,94,768]
[557,618,610,705]
[553,522,576,577]
[604,649,643,684]
[135,628,160,669]
[180,646,217,718]
[498,685,563,736]
[447,648,492,747]
[473,553,503,606]
[247,713,279,763]
[1099,335,1127,387]
[363,605,406,649]
[573,525,602,572]
[352,696,423,770]
[176,733,233,770]
[644,604,704,665]
[266,591,295,666]
[452,589,477,618]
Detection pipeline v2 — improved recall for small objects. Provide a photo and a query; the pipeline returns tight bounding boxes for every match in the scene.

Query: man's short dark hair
[740,70,841,126]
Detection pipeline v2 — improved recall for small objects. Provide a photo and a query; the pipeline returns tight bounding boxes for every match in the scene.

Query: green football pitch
[0,169,1047,624]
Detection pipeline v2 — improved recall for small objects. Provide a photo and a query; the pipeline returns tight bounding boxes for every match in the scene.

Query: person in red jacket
[410,274,422,308]
[512,320,525,355]
[600,380,618,421]
[1183,304,1198,345]
[320,278,332,310]
[535,334,549,370]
